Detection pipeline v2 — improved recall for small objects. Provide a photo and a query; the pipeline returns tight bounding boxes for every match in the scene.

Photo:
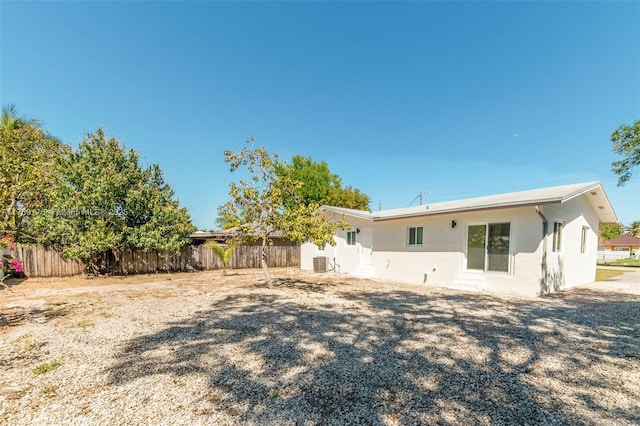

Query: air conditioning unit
[313,256,327,273]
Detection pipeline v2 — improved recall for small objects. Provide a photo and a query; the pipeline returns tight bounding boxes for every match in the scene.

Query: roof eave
[320,205,374,220]
[561,182,618,223]
[373,199,561,221]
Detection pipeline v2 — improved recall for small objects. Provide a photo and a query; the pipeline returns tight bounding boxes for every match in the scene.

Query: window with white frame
[580,226,589,254]
[408,226,424,246]
[553,221,564,252]
[346,230,356,245]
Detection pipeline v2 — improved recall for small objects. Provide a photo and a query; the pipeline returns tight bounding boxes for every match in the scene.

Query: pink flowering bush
[1,235,24,279]
[10,257,24,273]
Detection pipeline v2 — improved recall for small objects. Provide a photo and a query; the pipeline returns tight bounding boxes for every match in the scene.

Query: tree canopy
[599,220,640,241]
[1,104,196,274]
[611,119,640,186]
[33,128,195,270]
[0,105,69,240]
[276,155,370,211]
[1,104,40,130]
[625,220,640,237]
[218,140,348,285]
[276,156,337,207]
[217,154,370,230]
[600,223,623,241]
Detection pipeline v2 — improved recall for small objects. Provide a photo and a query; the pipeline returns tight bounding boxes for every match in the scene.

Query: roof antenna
[420,190,431,206]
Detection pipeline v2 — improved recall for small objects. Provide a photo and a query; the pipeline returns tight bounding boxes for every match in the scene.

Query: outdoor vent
[313,256,328,273]
[598,206,605,210]
[590,191,598,196]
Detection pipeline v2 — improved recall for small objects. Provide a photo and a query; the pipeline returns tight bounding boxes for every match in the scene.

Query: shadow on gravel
[0,302,80,329]
[0,277,27,291]
[108,285,640,425]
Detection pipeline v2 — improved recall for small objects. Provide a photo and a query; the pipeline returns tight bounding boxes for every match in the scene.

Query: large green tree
[611,119,640,186]
[599,223,623,241]
[217,154,370,229]
[218,140,347,286]
[0,104,69,241]
[325,185,370,210]
[35,128,195,271]
[276,155,370,210]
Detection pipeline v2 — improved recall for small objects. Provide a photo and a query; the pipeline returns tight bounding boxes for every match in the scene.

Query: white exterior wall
[301,194,602,296]
[462,207,544,296]
[372,207,546,295]
[300,217,373,273]
[540,196,600,291]
[372,214,463,285]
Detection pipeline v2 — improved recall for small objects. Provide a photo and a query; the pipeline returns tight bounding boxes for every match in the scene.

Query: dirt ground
[1,268,639,425]
[1,267,638,331]
[0,268,303,327]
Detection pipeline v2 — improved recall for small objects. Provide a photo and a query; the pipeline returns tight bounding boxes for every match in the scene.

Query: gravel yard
[1,268,639,425]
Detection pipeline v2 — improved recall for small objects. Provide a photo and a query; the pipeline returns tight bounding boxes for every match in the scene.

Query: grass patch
[41,384,59,397]
[596,268,627,281]
[12,332,37,352]
[32,359,63,375]
[76,319,94,330]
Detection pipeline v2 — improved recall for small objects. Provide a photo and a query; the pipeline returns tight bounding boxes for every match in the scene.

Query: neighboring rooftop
[603,235,640,247]
[190,227,287,241]
[322,182,617,223]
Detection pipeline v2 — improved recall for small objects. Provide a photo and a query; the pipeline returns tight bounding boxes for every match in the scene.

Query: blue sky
[1,1,638,229]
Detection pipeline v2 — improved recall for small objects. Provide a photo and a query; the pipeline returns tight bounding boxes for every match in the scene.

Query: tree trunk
[261,239,272,287]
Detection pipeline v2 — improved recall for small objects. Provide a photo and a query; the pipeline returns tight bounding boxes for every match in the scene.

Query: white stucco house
[301,182,617,296]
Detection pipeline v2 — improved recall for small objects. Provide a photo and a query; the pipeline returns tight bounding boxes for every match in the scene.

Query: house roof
[190,231,231,240]
[319,206,377,220]
[190,226,287,240]
[603,235,640,247]
[322,182,618,223]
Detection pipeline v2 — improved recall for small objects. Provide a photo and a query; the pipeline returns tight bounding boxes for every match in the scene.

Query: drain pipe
[535,205,548,242]
[536,205,549,294]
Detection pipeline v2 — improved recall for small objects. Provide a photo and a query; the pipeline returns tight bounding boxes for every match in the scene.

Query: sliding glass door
[467,225,486,270]
[466,223,511,272]
[487,223,510,272]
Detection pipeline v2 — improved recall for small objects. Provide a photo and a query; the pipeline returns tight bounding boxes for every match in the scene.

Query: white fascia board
[321,181,618,224]
[371,200,559,222]
[561,182,618,223]
[320,205,375,221]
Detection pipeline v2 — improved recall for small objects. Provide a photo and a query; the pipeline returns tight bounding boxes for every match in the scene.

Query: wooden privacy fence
[14,245,84,277]
[13,245,301,278]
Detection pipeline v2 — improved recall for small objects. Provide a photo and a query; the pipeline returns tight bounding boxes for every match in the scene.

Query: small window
[553,221,564,252]
[580,226,589,254]
[346,230,356,245]
[408,226,424,246]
